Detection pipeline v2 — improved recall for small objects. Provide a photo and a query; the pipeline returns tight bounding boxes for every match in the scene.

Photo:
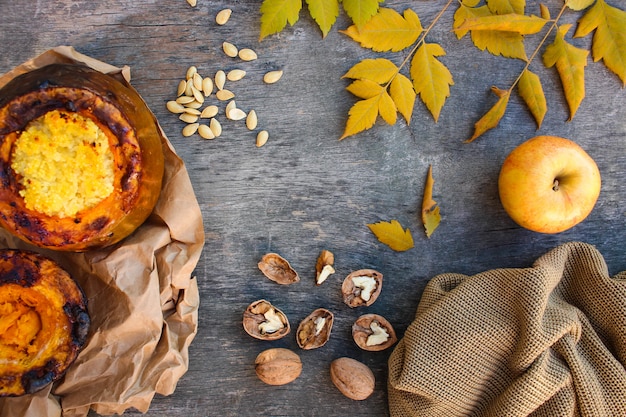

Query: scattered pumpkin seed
[180,113,199,124]
[223,42,238,58]
[246,110,258,130]
[177,80,186,96]
[192,87,205,104]
[176,96,195,105]
[193,73,203,90]
[210,118,222,137]
[201,105,219,118]
[228,108,247,121]
[182,123,199,137]
[216,89,235,101]
[186,66,197,80]
[184,107,201,116]
[256,130,269,147]
[166,101,185,114]
[198,124,216,139]
[186,100,203,109]
[186,0,197,7]
[185,79,194,96]
[215,8,232,25]
[202,77,214,97]
[227,69,246,81]
[263,70,283,84]
[215,70,226,90]
[225,100,237,116]
[238,48,258,61]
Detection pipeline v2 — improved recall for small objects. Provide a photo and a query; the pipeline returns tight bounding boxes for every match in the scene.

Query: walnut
[255,348,302,386]
[352,313,397,351]
[315,250,335,285]
[258,253,300,285]
[329,357,375,400]
[296,308,334,350]
[341,269,383,307]
[243,299,290,341]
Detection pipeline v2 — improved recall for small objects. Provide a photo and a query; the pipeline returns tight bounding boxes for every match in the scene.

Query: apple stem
[553,179,560,192]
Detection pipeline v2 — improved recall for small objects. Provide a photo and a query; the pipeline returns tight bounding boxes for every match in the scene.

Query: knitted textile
[388,242,626,416]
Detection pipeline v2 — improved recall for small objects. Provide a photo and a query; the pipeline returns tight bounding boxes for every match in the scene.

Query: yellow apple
[498,135,601,234]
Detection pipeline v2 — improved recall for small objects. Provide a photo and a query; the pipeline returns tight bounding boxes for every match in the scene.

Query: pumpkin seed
[184,107,201,116]
[216,89,235,101]
[185,79,194,96]
[167,100,186,114]
[225,100,237,115]
[227,69,246,81]
[256,130,269,147]
[176,96,195,105]
[263,70,283,84]
[186,100,203,109]
[246,110,258,130]
[193,73,203,90]
[215,70,226,90]
[186,66,197,80]
[182,123,199,137]
[177,80,186,96]
[192,86,205,104]
[238,48,258,61]
[198,124,216,139]
[201,105,219,118]
[202,77,214,97]
[210,118,222,137]
[215,8,232,25]
[180,113,199,123]
[186,0,197,7]
[223,42,238,58]
[228,108,247,121]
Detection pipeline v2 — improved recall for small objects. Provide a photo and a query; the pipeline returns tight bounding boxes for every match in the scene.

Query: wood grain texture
[1,1,625,416]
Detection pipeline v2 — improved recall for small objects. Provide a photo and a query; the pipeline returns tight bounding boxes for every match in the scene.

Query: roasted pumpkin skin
[0,249,90,397]
[0,64,165,251]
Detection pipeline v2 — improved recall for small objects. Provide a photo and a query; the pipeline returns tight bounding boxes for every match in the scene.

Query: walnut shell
[296,308,334,350]
[258,253,300,285]
[341,269,383,307]
[242,299,290,341]
[0,63,164,251]
[352,313,397,351]
[0,249,90,396]
[330,357,375,400]
[255,348,302,386]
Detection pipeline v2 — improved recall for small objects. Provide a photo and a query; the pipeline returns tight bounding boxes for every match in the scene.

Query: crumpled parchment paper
[0,46,204,417]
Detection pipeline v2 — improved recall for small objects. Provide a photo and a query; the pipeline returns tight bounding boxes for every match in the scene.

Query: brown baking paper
[0,46,204,416]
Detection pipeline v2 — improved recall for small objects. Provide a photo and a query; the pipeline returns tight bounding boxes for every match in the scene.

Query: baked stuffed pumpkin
[0,63,164,251]
[0,249,89,396]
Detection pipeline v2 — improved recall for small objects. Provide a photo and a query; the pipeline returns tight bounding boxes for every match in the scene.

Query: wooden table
[1,1,625,416]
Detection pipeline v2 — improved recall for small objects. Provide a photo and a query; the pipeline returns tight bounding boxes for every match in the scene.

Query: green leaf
[305,0,339,38]
[342,0,383,27]
[260,0,302,40]
[574,0,626,86]
[342,58,399,84]
[367,220,414,251]
[465,87,510,142]
[517,69,547,128]
[543,24,589,120]
[410,43,454,122]
[389,73,416,124]
[340,8,423,52]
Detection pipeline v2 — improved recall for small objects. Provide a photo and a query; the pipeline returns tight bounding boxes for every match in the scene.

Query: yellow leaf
[487,0,525,15]
[421,165,440,239]
[471,29,528,60]
[455,14,547,35]
[410,43,454,122]
[567,0,596,11]
[453,4,491,39]
[346,79,385,99]
[306,0,339,38]
[342,58,399,83]
[517,69,547,128]
[342,0,383,27]
[378,91,397,125]
[340,96,380,139]
[574,0,626,86]
[367,220,414,251]
[340,8,423,52]
[465,87,510,143]
[260,0,302,40]
[389,73,416,124]
[543,24,588,120]
[539,3,551,20]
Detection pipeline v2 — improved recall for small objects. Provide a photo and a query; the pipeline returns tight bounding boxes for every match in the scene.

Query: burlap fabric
[388,241,626,416]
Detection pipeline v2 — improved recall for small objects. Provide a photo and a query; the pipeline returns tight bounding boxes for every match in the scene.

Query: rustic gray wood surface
[1,0,625,416]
